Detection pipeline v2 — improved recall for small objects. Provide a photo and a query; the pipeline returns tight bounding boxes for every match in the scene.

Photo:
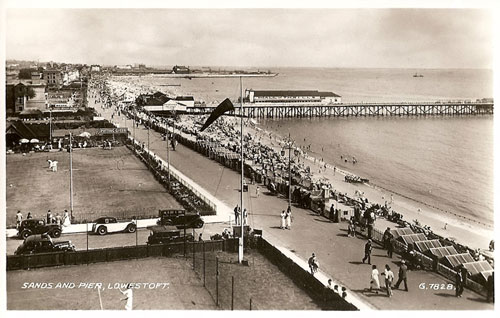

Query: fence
[7,239,237,271]
[127,139,216,215]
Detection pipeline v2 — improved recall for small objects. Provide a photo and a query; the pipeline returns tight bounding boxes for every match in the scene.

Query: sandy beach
[106,76,493,252]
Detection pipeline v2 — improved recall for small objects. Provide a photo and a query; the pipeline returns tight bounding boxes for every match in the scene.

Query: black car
[14,234,75,255]
[146,225,194,245]
[18,219,62,239]
[157,209,204,229]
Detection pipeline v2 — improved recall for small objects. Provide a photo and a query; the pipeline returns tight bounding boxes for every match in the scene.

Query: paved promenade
[91,95,493,310]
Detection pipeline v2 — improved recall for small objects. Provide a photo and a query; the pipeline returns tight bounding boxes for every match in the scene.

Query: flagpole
[238,76,244,264]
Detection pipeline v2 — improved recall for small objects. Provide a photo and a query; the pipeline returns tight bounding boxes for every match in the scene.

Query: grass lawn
[6,146,182,226]
[7,257,215,310]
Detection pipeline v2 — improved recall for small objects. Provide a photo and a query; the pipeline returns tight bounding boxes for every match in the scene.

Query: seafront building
[245,89,342,105]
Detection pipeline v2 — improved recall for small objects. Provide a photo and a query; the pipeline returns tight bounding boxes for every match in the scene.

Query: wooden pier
[186,102,494,118]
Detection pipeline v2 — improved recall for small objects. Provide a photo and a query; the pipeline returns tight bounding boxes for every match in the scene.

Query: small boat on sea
[413,72,424,78]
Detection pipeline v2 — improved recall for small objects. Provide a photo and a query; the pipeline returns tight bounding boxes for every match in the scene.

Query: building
[90,65,101,73]
[136,92,193,113]
[5,83,28,115]
[172,65,190,74]
[245,89,342,105]
[43,69,62,88]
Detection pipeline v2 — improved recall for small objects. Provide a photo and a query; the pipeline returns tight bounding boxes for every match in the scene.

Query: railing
[7,239,237,271]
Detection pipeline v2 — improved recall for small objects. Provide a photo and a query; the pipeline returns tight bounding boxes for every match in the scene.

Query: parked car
[14,234,75,255]
[157,209,204,229]
[18,219,62,239]
[91,217,136,235]
[146,225,194,245]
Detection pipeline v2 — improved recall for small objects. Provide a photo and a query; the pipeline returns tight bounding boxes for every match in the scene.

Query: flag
[200,98,235,132]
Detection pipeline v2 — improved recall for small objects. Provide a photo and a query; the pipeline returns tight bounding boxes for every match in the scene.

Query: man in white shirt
[119,284,133,310]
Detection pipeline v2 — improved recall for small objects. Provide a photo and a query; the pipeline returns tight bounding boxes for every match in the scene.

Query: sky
[5,8,494,69]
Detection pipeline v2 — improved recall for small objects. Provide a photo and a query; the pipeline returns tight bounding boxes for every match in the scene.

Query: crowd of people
[15,209,71,229]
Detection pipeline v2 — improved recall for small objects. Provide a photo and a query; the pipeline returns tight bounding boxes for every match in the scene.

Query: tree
[18,68,32,79]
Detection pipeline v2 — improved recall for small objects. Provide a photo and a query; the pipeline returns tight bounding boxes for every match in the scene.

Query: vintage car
[91,216,136,235]
[147,225,194,245]
[157,209,204,229]
[18,219,62,239]
[14,234,75,255]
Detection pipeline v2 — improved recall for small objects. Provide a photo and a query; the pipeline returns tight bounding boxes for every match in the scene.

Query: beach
[102,75,493,252]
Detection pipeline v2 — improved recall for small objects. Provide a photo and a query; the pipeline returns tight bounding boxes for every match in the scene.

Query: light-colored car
[91,217,136,235]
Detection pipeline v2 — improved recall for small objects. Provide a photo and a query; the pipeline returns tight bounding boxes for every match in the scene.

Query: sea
[130,67,494,226]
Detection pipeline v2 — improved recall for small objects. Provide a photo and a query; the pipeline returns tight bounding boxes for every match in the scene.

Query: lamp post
[69,132,74,221]
[282,133,294,210]
[238,76,244,264]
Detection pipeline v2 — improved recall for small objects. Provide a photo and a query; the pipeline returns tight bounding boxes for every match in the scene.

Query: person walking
[285,208,292,230]
[362,239,372,264]
[234,205,240,225]
[308,253,319,275]
[383,264,395,297]
[369,265,380,294]
[394,260,409,291]
[256,186,260,198]
[243,208,248,225]
[62,210,71,227]
[486,272,494,303]
[16,211,23,229]
[280,210,286,229]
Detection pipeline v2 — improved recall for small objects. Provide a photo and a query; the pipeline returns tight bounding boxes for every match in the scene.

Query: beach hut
[399,233,427,246]
[462,261,494,281]
[427,246,458,260]
[414,239,442,253]
[443,253,475,270]
[390,227,414,239]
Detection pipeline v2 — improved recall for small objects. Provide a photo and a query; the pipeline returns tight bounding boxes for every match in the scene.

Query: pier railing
[186,102,493,118]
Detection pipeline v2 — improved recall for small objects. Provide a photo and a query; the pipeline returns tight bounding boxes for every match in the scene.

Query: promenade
[91,94,493,310]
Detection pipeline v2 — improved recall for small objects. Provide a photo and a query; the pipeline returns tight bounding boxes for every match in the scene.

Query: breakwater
[186,102,493,118]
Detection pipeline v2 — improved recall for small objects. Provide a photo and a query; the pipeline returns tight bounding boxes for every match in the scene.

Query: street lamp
[282,133,294,210]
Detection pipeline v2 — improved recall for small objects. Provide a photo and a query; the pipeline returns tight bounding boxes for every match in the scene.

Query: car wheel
[51,229,62,238]
[20,230,31,239]
[97,226,107,235]
[126,224,137,233]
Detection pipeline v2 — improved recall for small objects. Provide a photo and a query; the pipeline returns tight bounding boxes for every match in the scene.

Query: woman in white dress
[370,264,380,293]
[62,210,71,227]
[286,210,292,229]
[280,210,286,229]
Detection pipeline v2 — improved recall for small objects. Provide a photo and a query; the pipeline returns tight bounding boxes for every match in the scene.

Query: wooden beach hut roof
[399,233,427,246]
[390,227,414,239]
[414,239,442,253]
[462,261,493,277]
[428,246,458,259]
[480,270,494,283]
[443,253,475,269]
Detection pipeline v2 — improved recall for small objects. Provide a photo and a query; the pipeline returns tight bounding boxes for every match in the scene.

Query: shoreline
[249,121,493,249]
[106,76,494,251]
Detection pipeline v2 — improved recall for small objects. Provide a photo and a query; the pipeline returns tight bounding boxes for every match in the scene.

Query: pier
[187,101,493,118]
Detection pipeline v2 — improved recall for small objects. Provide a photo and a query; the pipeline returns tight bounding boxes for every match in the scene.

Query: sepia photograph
[1,0,497,314]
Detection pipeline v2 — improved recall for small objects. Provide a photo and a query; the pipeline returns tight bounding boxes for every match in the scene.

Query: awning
[390,227,414,239]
